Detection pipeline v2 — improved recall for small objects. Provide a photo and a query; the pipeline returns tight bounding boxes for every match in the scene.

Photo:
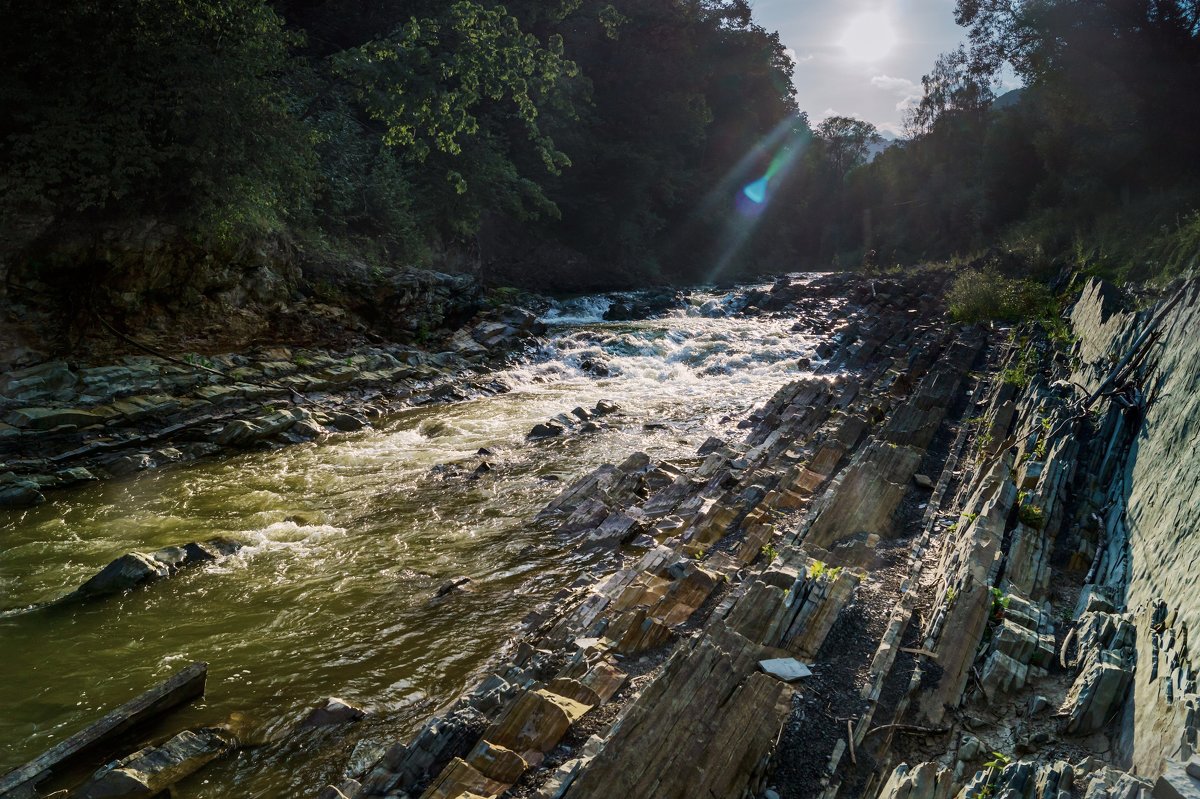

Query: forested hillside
[0,0,798,293]
[769,0,1200,280]
[1,0,1198,307]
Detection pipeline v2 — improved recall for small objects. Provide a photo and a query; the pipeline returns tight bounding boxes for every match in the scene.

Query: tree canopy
[0,0,799,288]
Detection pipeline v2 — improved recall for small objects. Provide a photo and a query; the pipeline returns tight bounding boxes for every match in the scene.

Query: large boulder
[0,480,45,508]
[68,538,243,601]
[73,553,171,599]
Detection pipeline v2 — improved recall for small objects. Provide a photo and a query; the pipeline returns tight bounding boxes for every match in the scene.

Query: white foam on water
[541,295,614,324]
[211,521,348,572]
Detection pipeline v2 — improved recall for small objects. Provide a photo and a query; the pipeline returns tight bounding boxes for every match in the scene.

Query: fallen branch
[848,719,857,765]
[863,722,950,739]
[900,647,938,659]
[969,665,988,701]
[1046,283,1186,442]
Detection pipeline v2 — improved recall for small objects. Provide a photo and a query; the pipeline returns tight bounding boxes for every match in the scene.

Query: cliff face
[0,218,483,369]
[1070,278,1200,776]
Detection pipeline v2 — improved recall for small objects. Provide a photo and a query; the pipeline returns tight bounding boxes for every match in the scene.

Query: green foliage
[1018,502,1046,530]
[947,270,1056,325]
[0,0,315,239]
[183,353,216,370]
[983,751,1012,771]
[2,0,800,291]
[1001,347,1041,389]
[760,542,779,563]
[808,560,842,582]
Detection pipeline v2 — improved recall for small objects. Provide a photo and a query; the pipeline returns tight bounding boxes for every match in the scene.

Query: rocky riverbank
[304,271,1200,799]
[0,304,547,509]
[9,270,1200,799]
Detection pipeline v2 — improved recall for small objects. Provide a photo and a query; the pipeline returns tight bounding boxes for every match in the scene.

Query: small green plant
[1018,502,1045,529]
[183,353,215,370]
[947,269,1056,325]
[810,560,827,580]
[989,587,1011,621]
[945,586,958,603]
[1033,418,1051,459]
[294,354,311,367]
[983,751,1012,771]
[761,542,779,562]
[1043,317,1078,347]
[808,560,843,582]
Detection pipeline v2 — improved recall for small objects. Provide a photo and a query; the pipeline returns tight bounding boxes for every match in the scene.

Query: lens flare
[743,176,769,205]
[740,145,798,207]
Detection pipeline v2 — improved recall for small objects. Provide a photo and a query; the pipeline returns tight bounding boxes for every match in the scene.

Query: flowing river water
[0,284,820,797]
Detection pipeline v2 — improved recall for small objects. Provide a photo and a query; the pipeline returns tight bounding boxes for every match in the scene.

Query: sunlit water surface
[0,286,817,796]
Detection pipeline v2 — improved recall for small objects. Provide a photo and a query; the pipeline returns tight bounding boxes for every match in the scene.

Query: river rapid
[0,283,820,796]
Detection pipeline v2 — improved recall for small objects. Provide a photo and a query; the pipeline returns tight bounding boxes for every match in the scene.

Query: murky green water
[0,290,816,796]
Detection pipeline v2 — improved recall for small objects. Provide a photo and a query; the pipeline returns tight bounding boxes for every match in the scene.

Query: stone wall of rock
[0,305,541,514]
[865,276,1200,799]
[1068,278,1200,776]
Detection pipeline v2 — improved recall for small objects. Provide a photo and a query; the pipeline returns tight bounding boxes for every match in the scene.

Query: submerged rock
[301,697,368,728]
[528,422,565,440]
[436,576,474,598]
[75,727,234,799]
[67,537,243,601]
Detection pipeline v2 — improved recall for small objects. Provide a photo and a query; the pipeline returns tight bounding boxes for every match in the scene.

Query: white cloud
[870,74,919,95]
[871,74,922,114]
[784,47,815,65]
[877,123,904,140]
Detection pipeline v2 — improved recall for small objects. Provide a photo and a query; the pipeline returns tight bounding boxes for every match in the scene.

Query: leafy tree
[0,0,315,239]
[814,117,881,176]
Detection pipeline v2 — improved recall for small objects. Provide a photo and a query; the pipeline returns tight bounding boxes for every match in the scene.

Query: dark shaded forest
[2,0,1199,300]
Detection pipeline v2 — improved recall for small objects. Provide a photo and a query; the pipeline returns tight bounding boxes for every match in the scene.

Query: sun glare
[840,12,897,62]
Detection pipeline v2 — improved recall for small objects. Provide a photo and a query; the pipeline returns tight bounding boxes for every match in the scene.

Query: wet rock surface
[0,301,546,504]
[308,269,1011,799]
[74,727,236,799]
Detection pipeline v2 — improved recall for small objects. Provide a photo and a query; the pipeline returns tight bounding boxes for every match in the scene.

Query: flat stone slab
[0,663,208,797]
[758,657,812,682]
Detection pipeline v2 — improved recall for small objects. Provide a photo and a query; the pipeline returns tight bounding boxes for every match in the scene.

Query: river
[0,283,818,796]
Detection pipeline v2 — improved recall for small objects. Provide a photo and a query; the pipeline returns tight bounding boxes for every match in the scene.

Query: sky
[750,0,976,138]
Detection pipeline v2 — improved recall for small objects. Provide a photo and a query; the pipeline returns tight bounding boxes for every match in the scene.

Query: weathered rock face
[0,333,526,505]
[1067,278,1200,775]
